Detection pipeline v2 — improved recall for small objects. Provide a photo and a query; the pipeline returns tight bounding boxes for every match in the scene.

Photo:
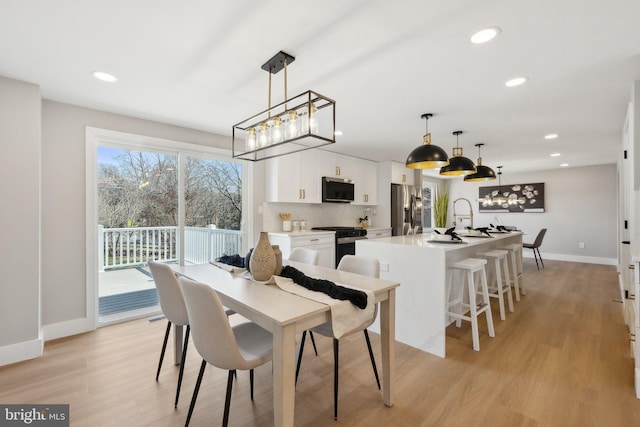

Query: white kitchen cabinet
[391,160,415,185]
[365,228,391,239]
[320,151,361,179]
[355,160,378,205]
[268,231,335,268]
[265,150,321,203]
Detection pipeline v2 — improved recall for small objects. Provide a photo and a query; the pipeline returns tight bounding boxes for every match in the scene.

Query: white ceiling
[1,0,639,174]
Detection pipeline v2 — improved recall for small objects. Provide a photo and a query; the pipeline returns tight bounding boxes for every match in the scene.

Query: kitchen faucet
[453,198,474,229]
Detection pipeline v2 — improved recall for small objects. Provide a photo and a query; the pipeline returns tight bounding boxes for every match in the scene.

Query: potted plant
[433,188,449,233]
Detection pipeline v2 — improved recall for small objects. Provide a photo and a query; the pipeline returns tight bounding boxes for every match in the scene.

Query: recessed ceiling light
[505,77,527,87]
[334,130,343,136]
[550,153,561,157]
[470,27,501,44]
[92,71,118,83]
[560,163,569,167]
[544,133,559,140]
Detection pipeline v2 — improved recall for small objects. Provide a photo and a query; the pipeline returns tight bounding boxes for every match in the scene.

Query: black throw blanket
[216,254,245,268]
[279,265,368,309]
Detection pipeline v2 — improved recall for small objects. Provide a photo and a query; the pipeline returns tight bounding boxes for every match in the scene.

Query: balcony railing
[98,225,242,271]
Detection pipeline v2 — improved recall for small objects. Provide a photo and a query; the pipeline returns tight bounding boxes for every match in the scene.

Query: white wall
[0,77,42,364]
[447,164,618,264]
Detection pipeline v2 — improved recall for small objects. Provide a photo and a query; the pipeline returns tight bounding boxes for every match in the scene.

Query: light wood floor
[2,259,640,426]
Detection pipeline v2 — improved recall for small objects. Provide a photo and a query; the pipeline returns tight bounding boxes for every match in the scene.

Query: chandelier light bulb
[270,117,284,144]
[258,122,269,147]
[246,127,257,151]
[285,110,299,139]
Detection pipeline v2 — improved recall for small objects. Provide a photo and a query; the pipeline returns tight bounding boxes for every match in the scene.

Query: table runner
[272,275,374,338]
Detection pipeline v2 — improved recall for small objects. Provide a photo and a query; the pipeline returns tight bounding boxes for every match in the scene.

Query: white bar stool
[504,243,526,301]
[477,249,514,321]
[446,258,495,351]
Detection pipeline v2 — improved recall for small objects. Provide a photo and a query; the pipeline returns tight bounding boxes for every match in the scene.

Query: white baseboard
[0,337,43,367]
[42,317,95,341]
[523,251,617,266]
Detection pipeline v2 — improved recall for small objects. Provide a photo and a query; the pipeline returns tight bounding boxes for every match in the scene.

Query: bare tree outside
[98,149,242,230]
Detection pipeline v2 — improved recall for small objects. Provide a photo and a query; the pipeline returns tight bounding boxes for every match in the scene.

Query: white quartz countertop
[358,231,523,251]
[268,230,335,237]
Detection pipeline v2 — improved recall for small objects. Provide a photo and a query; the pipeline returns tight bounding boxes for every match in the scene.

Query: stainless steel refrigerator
[391,184,422,236]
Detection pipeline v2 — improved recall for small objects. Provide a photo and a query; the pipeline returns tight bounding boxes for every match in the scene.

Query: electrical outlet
[380,262,389,272]
[579,242,585,249]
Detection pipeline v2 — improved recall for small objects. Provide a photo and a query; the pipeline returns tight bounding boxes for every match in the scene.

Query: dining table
[171,260,400,427]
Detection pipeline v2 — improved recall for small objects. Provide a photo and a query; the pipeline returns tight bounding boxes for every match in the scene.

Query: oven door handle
[337,236,367,244]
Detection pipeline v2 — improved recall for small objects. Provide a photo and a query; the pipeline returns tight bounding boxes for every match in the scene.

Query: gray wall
[0,77,41,352]
[447,164,618,263]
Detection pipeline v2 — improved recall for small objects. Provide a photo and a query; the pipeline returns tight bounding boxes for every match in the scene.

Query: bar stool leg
[467,269,480,351]
[501,257,514,313]
[509,249,521,301]
[480,267,495,338]
[492,257,506,320]
[518,246,526,295]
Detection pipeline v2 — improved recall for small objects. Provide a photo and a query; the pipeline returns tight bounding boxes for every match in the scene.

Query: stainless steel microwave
[322,177,355,203]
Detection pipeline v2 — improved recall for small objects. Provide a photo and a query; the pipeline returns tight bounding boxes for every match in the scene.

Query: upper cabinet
[354,160,378,205]
[320,151,361,179]
[391,161,415,185]
[265,150,321,203]
[267,149,379,205]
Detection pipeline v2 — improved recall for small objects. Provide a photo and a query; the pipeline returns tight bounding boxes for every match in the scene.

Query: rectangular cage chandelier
[232,51,336,161]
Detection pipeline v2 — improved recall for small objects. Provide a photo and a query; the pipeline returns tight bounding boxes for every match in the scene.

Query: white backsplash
[262,202,377,232]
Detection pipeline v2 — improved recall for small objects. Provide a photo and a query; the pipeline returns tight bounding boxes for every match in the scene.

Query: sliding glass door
[92,136,245,325]
[97,147,178,322]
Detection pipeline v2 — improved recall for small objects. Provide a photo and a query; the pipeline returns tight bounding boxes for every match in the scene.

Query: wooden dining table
[172,260,399,426]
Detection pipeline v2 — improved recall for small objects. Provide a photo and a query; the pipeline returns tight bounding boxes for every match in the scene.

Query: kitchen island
[356,231,523,357]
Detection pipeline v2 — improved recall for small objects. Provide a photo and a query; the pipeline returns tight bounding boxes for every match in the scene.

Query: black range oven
[311,226,368,267]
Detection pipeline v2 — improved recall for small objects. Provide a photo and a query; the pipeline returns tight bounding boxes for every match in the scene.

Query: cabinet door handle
[310,238,319,242]
[336,166,340,175]
[402,174,406,182]
[630,265,635,270]
[299,189,302,199]
[303,189,306,199]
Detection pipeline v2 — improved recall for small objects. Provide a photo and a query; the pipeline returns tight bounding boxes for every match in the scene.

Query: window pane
[184,156,243,262]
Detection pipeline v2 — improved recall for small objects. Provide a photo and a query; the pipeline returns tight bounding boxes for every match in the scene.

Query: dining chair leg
[363,330,381,389]
[175,325,190,408]
[250,369,254,400]
[295,330,307,385]
[185,359,206,427]
[309,330,319,356]
[537,248,544,268]
[223,370,235,427]
[532,249,540,270]
[156,321,172,381]
[333,338,339,420]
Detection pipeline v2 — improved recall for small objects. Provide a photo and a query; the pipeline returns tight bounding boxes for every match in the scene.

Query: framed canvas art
[478,182,545,213]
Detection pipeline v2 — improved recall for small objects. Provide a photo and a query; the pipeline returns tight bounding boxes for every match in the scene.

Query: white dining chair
[288,247,319,265]
[288,247,321,355]
[148,261,191,409]
[295,255,381,420]
[179,277,273,427]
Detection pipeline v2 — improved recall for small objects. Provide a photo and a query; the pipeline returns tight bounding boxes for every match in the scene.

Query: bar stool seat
[504,243,526,300]
[447,257,495,351]
[477,249,514,321]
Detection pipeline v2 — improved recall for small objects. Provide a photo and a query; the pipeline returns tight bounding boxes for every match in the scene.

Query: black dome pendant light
[464,143,496,182]
[406,113,449,169]
[439,131,477,176]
